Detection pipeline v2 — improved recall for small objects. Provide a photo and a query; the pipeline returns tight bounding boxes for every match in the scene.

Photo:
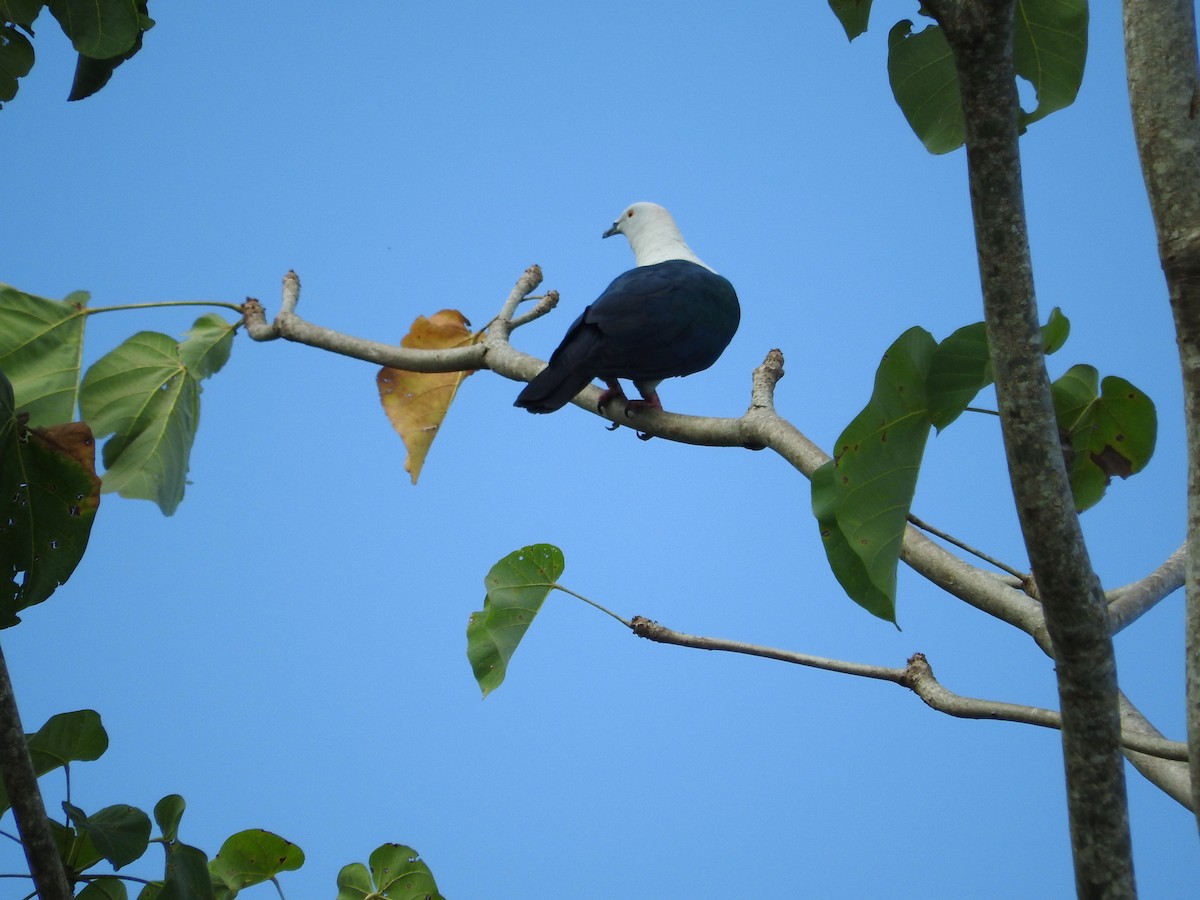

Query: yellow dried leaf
[377,309,478,484]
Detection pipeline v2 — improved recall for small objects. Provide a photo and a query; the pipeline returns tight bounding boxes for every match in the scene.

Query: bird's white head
[603,201,713,271]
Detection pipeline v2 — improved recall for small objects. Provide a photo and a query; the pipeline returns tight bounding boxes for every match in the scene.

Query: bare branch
[242,268,1187,807]
[1118,692,1195,810]
[509,290,560,330]
[1107,544,1187,633]
[628,618,1187,761]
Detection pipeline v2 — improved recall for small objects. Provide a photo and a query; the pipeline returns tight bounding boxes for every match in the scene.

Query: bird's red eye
[627,210,634,218]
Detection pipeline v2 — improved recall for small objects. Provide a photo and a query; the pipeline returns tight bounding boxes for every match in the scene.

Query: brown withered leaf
[377,309,479,484]
[29,421,102,514]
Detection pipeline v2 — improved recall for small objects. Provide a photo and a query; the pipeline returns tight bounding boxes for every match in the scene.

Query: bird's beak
[602,222,619,239]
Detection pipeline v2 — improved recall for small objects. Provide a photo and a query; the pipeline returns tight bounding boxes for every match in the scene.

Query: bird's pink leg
[624,391,663,414]
[596,380,627,412]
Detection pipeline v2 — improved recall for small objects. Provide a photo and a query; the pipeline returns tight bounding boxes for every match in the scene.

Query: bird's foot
[623,395,663,417]
[597,383,627,413]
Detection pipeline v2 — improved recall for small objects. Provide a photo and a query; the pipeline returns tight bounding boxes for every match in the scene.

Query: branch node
[281,270,301,316]
[750,348,786,411]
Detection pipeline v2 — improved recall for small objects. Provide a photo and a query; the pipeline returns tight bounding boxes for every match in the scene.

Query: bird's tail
[514,364,595,413]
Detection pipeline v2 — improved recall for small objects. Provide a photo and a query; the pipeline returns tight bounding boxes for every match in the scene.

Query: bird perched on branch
[514,202,740,415]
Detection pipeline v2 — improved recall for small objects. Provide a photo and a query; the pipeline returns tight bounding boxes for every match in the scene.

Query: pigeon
[514,202,740,414]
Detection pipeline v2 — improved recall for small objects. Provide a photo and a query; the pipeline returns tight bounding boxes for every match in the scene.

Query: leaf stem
[85,300,245,315]
[551,585,632,627]
[964,406,1000,416]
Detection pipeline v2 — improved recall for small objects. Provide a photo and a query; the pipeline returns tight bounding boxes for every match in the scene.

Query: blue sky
[3,2,1195,897]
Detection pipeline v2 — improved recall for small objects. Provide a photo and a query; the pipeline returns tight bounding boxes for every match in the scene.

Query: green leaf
[79,331,200,515]
[926,307,1069,429]
[335,844,444,900]
[209,829,304,893]
[812,460,892,619]
[63,802,152,869]
[1041,306,1070,354]
[926,321,990,431]
[78,879,129,899]
[178,314,236,381]
[811,328,937,622]
[156,842,216,900]
[827,0,873,41]
[1013,0,1088,127]
[0,384,102,623]
[0,24,35,103]
[1,1,45,28]
[887,1,1088,153]
[67,2,152,102]
[154,794,186,843]
[27,708,108,770]
[466,544,563,698]
[46,0,141,59]
[1051,365,1157,512]
[0,284,89,426]
[887,19,963,155]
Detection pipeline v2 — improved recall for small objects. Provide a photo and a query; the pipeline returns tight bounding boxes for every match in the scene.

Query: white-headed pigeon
[514,202,740,414]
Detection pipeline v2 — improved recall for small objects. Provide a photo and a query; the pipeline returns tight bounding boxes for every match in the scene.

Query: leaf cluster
[812,311,1155,622]
[0,286,239,621]
[1,0,155,105]
[0,710,304,899]
[829,0,1088,153]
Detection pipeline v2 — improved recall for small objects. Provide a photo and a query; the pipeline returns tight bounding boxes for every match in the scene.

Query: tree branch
[0,642,72,900]
[926,0,1134,894]
[244,264,1184,807]
[1107,544,1187,633]
[629,617,1186,760]
[1122,0,1200,828]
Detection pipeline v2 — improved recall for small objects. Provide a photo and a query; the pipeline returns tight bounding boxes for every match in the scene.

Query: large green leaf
[466,544,563,698]
[46,0,141,58]
[827,0,873,41]
[887,19,962,155]
[887,0,1088,153]
[0,371,101,623]
[1051,365,1157,512]
[209,829,304,895]
[80,331,200,515]
[335,844,444,900]
[1013,0,1088,127]
[812,328,937,623]
[0,284,89,426]
[0,710,108,816]
[63,801,152,870]
[927,307,1069,430]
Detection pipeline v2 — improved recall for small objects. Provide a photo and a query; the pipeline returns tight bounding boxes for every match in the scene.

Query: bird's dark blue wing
[583,260,740,381]
[515,259,739,413]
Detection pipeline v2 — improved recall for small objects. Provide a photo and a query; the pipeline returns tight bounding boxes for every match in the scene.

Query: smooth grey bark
[1122,0,1200,828]
[924,1,1134,896]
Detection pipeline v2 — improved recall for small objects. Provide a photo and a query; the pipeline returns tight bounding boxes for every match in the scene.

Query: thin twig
[907,513,1028,580]
[628,617,1187,761]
